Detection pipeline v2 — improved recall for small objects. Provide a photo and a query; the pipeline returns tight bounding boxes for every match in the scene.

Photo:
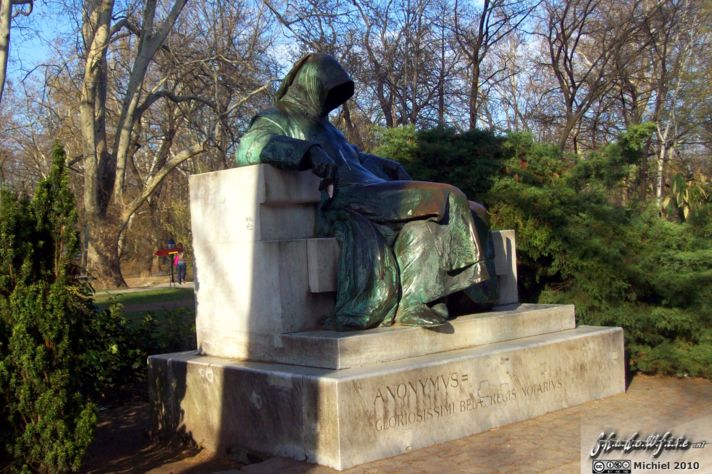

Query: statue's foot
[397,303,448,327]
[430,301,449,319]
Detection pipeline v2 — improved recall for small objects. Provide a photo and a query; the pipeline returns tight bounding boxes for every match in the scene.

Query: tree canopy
[0,0,709,290]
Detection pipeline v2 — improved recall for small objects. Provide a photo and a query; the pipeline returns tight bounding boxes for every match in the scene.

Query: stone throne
[149,165,625,470]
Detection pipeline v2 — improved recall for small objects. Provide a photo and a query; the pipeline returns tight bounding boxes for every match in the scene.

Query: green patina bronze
[236,53,497,330]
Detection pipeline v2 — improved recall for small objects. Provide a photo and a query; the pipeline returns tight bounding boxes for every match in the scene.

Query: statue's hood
[276,53,354,118]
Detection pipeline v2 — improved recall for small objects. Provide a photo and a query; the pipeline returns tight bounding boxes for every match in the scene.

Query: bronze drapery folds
[236,53,497,329]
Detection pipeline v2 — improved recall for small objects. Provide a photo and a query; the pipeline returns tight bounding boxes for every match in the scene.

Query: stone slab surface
[190,166,321,243]
[307,238,339,293]
[264,303,575,369]
[190,164,321,205]
[149,325,625,471]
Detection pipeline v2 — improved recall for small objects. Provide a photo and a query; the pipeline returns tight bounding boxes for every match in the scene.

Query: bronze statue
[236,53,497,329]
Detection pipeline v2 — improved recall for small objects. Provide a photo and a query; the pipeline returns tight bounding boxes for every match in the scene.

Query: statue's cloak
[236,53,494,329]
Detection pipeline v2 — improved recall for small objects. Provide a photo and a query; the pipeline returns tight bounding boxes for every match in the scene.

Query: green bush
[489,131,712,378]
[373,125,506,202]
[375,126,712,379]
[0,145,197,471]
[0,145,98,472]
[80,302,147,400]
[80,304,195,400]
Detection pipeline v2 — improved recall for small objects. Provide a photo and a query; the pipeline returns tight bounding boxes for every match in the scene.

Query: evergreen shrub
[373,125,506,202]
[490,132,711,378]
[0,145,97,472]
[375,126,712,379]
[0,145,197,471]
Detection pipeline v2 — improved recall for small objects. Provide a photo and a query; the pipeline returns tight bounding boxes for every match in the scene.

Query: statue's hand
[308,146,336,177]
[308,147,337,198]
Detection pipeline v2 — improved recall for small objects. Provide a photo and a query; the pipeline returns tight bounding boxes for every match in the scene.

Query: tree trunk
[86,213,126,288]
[468,61,480,130]
[0,0,12,104]
[558,119,576,151]
[638,136,652,201]
[437,25,445,127]
[341,102,364,149]
[655,122,671,211]
[656,145,666,210]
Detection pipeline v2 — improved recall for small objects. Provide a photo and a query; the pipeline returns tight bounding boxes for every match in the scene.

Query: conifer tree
[0,144,96,472]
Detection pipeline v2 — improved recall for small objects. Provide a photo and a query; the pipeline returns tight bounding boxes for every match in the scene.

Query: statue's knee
[469,201,489,224]
[443,183,466,200]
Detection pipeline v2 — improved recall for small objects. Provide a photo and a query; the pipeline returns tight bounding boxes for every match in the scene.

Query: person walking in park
[174,243,187,284]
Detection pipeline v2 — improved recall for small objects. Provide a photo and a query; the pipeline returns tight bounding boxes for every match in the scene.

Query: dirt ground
[82,400,247,474]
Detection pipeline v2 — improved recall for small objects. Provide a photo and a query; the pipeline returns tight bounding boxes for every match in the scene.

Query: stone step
[245,303,575,369]
[149,325,625,471]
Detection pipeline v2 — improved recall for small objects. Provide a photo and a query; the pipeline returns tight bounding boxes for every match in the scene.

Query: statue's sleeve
[358,152,413,181]
[236,115,317,170]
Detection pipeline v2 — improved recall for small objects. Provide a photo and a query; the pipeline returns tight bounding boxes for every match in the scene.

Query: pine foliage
[373,126,505,202]
[375,126,712,379]
[0,145,97,472]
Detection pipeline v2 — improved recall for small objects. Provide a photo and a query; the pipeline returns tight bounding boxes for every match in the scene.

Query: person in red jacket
[173,243,187,284]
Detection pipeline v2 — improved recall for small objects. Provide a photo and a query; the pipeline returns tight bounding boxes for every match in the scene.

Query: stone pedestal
[150,165,626,471]
[150,323,624,470]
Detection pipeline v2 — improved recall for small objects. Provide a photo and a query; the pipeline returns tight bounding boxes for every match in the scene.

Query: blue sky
[6,4,74,86]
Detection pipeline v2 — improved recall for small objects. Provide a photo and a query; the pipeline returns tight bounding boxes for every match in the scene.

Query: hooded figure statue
[236,53,497,329]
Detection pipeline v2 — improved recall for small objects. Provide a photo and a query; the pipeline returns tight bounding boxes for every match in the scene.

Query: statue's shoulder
[254,106,283,120]
[249,105,291,132]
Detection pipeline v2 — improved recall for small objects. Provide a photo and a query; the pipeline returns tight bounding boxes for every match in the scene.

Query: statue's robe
[236,54,496,329]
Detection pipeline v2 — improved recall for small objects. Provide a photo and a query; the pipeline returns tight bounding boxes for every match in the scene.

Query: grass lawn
[93,287,195,307]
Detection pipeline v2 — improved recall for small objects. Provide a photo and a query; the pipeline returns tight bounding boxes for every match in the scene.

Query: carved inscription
[373,372,463,404]
[520,378,563,397]
[372,372,465,431]
[370,371,565,431]
[375,402,457,431]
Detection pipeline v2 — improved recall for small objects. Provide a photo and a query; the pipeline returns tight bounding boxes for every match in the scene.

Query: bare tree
[0,0,32,104]
[646,0,704,208]
[115,0,278,271]
[452,0,537,130]
[77,0,194,285]
[487,33,535,131]
[74,0,276,286]
[538,0,642,152]
[605,0,710,204]
[349,0,455,127]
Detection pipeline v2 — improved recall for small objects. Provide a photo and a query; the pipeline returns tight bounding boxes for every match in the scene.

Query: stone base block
[243,303,575,369]
[149,325,624,470]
